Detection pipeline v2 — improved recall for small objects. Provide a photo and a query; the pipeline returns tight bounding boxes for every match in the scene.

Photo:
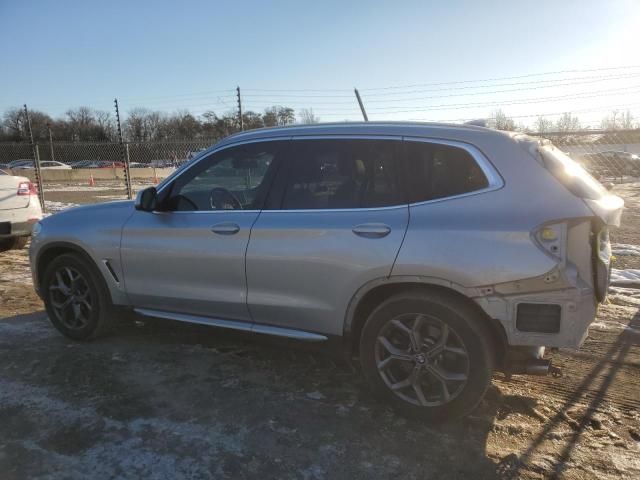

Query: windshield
[537,143,609,200]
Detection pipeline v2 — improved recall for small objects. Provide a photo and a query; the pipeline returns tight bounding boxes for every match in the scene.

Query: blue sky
[1,0,639,126]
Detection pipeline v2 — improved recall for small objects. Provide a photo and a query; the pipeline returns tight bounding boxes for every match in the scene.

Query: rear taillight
[17,181,38,196]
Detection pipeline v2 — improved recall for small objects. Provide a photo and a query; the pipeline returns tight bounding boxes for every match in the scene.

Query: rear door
[245,137,409,336]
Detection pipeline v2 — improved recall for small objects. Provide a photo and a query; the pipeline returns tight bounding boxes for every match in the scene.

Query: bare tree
[556,112,581,134]
[487,109,516,131]
[620,110,635,129]
[298,108,320,124]
[262,106,296,126]
[534,116,554,134]
[94,110,117,141]
[601,110,620,130]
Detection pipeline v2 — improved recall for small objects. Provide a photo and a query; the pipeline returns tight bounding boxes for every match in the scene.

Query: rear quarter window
[404,141,490,203]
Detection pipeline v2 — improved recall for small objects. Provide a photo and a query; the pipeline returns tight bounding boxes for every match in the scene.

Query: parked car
[7,159,33,169]
[578,150,640,178]
[69,160,122,169]
[13,160,72,170]
[70,160,103,169]
[29,123,623,419]
[1,169,43,252]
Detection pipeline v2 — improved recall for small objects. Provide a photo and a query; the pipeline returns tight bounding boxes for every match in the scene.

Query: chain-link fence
[529,129,640,183]
[0,139,216,212]
[1,130,639,212]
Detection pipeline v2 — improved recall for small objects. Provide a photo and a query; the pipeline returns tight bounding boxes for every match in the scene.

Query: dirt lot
[0,182,639,479]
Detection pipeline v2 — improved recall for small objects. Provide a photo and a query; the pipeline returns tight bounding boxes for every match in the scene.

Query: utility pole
[46,122,55,162]
[114,98,133,199]
[354,88,369,122]
[237,86,244,131]
[23,104,45,210]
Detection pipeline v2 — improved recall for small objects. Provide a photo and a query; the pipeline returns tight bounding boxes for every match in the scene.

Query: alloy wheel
[375,313,470,407]
[48,266,93,330]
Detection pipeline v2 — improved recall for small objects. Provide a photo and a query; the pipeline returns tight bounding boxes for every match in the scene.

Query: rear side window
[281,139,403,209]
[404,141,489,203]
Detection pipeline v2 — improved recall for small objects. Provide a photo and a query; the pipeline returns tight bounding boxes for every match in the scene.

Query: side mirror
[605,182,614,191]
[135,186,157,212]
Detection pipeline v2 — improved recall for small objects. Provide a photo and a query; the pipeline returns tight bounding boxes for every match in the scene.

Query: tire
[0,236,27,252]
[11,236,28,250]
[359,289,493,420]
[0,238,13,253]
[42,253,115,340]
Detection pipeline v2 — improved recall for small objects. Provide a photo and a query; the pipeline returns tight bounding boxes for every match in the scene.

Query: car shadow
[500,309,640,479]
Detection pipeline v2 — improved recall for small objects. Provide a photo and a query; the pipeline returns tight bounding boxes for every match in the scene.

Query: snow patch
[590,320,640,335]
[612,244,640,256]
[44,201,79,215]
[610,269,640,287]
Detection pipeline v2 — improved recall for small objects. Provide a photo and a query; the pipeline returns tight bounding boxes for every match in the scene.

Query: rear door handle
[352,223,391,238]
[211,222,240,235]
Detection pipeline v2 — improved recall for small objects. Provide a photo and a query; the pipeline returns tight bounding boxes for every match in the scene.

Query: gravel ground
[0,182,639,479]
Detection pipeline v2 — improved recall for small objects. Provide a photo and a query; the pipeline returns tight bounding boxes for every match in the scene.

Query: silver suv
[30,122,623,419]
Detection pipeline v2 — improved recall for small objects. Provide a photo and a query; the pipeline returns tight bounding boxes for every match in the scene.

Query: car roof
[215,121,512,149]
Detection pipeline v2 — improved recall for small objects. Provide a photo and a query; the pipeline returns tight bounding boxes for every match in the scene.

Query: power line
[358,64,640,91]
[357,72,640,98]
[406,102,640,123]
[239,75,640,106]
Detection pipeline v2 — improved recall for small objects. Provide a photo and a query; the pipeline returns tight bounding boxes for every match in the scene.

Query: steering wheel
[209,187,242,210]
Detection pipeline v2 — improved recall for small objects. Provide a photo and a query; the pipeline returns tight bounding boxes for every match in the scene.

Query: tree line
[0,106,320,143]
[0,105,637,144]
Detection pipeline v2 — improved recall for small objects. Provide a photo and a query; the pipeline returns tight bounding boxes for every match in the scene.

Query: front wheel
[359,290,493,420]
[42,253,115,340]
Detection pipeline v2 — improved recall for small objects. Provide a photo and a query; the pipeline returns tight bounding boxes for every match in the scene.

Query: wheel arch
[36,241,116,304]
[343,277,508,366]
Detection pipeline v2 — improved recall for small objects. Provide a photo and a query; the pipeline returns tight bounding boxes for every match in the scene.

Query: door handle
[352,223,391,238]
[211,222,240,235]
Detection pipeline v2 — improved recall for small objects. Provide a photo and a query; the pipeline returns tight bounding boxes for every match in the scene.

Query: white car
[13,160,72,170]
[0,169,43,252]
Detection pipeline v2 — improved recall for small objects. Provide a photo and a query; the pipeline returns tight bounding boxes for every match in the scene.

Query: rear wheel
[42,253,115,340]
[359,290,493,420]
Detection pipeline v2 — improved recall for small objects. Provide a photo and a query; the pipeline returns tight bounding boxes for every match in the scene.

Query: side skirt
[133,308,328,342]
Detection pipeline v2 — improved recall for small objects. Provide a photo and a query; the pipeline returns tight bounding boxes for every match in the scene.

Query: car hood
[41,200,135,227]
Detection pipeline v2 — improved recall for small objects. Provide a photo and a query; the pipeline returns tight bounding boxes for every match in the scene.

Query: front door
[246,137,409,336]
[121,140,286,321]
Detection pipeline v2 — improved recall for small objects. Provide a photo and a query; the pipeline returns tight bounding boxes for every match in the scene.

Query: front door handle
[352,223,391,238]
[211,222,240,235]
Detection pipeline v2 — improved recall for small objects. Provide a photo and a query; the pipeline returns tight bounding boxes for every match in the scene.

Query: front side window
[404,141,489,203]
[281,139,402,209]
[164,141,283,211]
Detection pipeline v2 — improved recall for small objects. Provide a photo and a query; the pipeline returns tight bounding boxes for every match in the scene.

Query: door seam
[389,204,410,278]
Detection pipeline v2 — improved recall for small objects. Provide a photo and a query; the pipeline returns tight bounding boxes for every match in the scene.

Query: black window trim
[266,134,408,213]
[401,136,504,207]
[154,134,503,214]
[155,137,290,214]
